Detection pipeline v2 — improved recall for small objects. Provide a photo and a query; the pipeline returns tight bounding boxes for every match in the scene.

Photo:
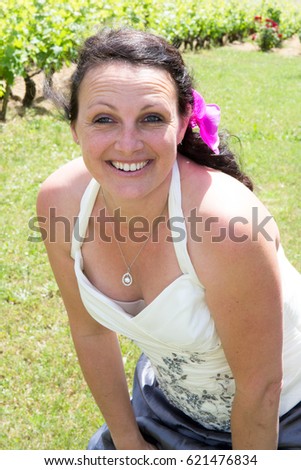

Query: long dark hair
[50,27,253,190]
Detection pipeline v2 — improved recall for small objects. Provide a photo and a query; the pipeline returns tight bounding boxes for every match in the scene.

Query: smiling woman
[70,63,188,205]
[38,27,301,450]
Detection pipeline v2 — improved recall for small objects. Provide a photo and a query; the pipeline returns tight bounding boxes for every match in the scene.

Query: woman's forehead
[79,62,177,101]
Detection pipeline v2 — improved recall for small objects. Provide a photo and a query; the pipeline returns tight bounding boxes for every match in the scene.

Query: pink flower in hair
[189,89,221,154]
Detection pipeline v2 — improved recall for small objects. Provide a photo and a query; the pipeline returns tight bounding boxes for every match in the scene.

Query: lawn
[1,45,300,449]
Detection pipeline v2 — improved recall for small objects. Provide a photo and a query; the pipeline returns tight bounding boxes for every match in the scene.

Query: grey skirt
[87,354,301,450]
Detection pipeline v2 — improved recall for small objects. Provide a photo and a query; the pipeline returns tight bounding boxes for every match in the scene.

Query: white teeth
[111,160,149,172]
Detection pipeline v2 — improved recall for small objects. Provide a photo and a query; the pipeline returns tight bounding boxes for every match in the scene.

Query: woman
[37,28,301,450]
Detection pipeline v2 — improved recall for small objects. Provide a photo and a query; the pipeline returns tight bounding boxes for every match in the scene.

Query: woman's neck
[100,172,172,226]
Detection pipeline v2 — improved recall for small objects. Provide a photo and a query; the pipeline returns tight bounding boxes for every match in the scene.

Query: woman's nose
[114,125,144,156]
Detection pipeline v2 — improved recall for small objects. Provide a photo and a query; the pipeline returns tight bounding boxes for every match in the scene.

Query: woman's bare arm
[205,235,282,449]
[187,168,283,449]
[198,220,282,448]
[36,174,153,450]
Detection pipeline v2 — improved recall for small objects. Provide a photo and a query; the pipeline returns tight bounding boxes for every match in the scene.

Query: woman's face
[71,62,190,202]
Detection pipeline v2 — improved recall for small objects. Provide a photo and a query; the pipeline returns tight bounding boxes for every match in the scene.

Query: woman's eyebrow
[87,101,160,111]
[87,101,117,111]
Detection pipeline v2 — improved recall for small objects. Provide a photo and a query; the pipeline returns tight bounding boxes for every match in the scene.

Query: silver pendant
[122,272,133,286]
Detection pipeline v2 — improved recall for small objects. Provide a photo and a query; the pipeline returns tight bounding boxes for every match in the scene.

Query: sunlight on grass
[1,48,300,449]
[185,48,301,264]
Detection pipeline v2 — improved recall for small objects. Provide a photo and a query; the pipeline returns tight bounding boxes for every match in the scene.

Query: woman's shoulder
[37,157,91,216]
[178,155,280,250]
[36,158,93,250]
[179,155,274,221]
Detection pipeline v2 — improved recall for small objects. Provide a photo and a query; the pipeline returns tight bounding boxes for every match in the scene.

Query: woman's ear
[177,104,192,145]
[70,123,79,144]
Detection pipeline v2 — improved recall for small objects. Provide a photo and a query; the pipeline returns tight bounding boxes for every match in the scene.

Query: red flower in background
[266,18,279,29]
[253,14,283,51]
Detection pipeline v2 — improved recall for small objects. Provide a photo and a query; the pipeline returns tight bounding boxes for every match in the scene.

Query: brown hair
[50,27,253,190]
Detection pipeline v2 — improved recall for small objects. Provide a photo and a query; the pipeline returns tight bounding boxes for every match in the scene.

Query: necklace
[116,234,151,287]
[101,190,165,287]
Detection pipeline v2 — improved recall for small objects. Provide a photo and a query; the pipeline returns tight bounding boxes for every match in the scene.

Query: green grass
[1,47,300,450]
[185,47,301,263]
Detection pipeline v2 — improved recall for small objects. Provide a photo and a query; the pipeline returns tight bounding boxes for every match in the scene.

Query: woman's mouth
[110,160,150,172]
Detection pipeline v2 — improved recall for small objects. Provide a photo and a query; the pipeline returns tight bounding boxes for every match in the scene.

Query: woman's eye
[143,114,163,123]
[94,116,113,124]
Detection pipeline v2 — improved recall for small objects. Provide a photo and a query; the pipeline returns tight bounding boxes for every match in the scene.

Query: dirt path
[226,34,301,56]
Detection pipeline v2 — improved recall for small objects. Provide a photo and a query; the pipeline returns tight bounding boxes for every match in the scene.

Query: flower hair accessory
[189,89,221,154]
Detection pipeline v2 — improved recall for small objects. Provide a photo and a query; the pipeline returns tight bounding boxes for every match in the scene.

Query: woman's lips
[109,160,150,172]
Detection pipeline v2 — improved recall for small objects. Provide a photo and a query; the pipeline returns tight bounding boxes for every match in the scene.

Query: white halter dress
[71,161,301,449]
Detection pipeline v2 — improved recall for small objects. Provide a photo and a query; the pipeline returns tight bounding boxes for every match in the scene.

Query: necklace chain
[101,190,166,287]
[115,232,151,287]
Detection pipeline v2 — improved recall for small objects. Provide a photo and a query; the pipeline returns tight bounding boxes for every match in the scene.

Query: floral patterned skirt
[87,354,301,450]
